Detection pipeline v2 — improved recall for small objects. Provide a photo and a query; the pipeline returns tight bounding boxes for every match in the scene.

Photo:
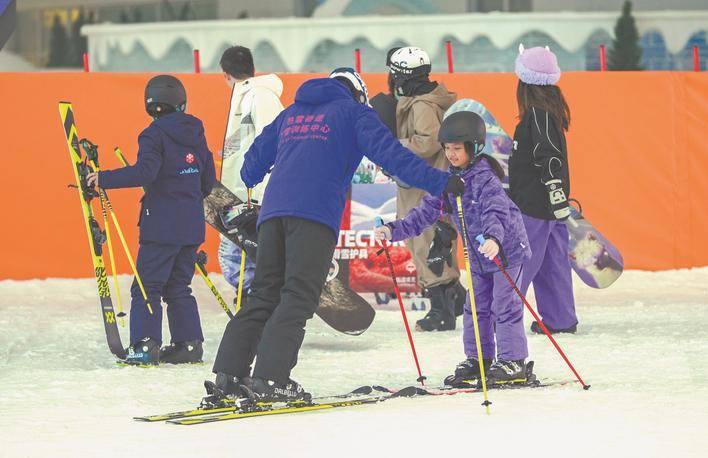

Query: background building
[4,0,708,71]
[7,0,317,66]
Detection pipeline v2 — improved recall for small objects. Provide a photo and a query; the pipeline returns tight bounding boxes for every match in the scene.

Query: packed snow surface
[1,269,707,457]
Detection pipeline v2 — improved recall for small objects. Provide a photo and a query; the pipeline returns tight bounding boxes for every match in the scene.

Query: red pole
[83,52,89,72]
[497,261,590,389]
[445,40,454,73]
[354,48,361,73]
[193,49,201,74]
[375,219,425,386]
[599,45,607,71]
[693,45,700,72]
[474,235,590,390]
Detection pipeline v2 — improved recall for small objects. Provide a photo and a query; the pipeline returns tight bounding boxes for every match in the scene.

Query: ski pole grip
[477,234,503,267]
[375,216,384,228]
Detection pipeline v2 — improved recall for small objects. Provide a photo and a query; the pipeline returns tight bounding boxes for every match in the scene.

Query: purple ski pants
[520,214,578,329]
[463,266,528,362]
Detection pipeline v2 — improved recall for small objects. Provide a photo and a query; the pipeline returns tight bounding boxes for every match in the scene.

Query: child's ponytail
[483,155,505,181]
[463,142,505,181]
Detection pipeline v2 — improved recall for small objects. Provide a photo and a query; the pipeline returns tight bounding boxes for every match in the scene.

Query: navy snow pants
[129,241,204,345]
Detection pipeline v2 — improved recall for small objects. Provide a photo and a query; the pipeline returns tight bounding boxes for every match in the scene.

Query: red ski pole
[474,234,590,390]
[376,217,426,386]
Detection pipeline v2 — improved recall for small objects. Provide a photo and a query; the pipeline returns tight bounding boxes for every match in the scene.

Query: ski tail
[58,102,126,360]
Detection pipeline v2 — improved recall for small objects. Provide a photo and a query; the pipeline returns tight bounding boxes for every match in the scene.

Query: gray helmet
[145,75,186,117]
[438,111,486,154]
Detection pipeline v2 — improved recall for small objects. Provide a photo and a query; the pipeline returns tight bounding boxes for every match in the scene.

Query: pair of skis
[59,102,130,360]
[136,379,571,425]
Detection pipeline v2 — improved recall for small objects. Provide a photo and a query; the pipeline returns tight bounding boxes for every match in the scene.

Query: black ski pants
[213,216,336,384]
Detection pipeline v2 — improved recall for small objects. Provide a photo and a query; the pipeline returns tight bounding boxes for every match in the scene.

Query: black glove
[427,220,458,277]
[220,204,260,259]
[544,179,570,220]
[444,175,465,196]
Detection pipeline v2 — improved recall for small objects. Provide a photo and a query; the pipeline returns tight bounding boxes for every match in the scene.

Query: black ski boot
[202,372,253,407]
[416,286,442,331]
[530,321,577,335]
[487,359,527,384]
[121,337,160,366]
[443,279,467,317]
[159,340,203,364]
[247,377,312,404]
[416,284,456,331]
[443,357,492,387]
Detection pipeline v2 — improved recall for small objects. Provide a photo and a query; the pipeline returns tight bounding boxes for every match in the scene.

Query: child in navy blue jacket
[88,75,216,365]
[208,69,464,403]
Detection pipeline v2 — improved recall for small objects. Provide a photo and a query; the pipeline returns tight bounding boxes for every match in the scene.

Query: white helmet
[329,67,370,106]
[388,46,431,81]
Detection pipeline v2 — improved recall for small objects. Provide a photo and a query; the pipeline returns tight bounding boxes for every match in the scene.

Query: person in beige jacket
[388,46,466,332]
[218,46,284,294]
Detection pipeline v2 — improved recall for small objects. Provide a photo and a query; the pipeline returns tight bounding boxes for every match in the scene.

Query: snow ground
[1,269,707,458]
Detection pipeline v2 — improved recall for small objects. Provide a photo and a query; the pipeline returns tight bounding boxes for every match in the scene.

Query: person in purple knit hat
[375,111,533,384]
[509,44,578,334]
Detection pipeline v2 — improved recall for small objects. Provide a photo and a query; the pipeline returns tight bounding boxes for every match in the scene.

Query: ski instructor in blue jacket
[207,69,464,404]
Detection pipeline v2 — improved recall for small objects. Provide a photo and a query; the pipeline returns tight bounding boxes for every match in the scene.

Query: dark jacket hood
[153,111,205,147]
[295,78,354,105]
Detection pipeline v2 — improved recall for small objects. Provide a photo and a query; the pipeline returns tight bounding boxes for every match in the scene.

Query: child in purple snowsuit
[510,45,578,334]
[375,111,533,384]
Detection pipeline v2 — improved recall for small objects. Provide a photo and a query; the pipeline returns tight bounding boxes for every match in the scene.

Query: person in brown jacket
[387,46,466,332]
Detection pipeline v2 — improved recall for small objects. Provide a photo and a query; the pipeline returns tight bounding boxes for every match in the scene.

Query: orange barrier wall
[0,72,706,280]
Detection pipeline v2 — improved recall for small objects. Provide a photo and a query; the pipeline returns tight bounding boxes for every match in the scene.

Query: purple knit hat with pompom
[515,44,561,86]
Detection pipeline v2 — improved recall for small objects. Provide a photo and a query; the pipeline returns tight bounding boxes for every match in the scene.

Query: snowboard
[443,99,624,288]
[205,182,376,335]
[565,201,623,288]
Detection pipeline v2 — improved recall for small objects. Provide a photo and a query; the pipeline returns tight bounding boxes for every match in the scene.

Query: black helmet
[438,111,486,154]
[145,75,186,117]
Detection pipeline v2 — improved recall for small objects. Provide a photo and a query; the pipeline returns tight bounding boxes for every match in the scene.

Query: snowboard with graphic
[564,202,623,288]
[444,99,623,288]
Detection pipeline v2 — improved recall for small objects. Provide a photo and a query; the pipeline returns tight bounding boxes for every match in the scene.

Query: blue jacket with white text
[99,111,216,245]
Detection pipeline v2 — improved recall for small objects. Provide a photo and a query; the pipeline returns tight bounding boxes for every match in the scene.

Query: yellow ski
[58,102,126,359]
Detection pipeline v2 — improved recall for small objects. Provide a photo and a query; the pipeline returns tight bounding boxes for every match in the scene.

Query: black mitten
[427,220,458,276]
